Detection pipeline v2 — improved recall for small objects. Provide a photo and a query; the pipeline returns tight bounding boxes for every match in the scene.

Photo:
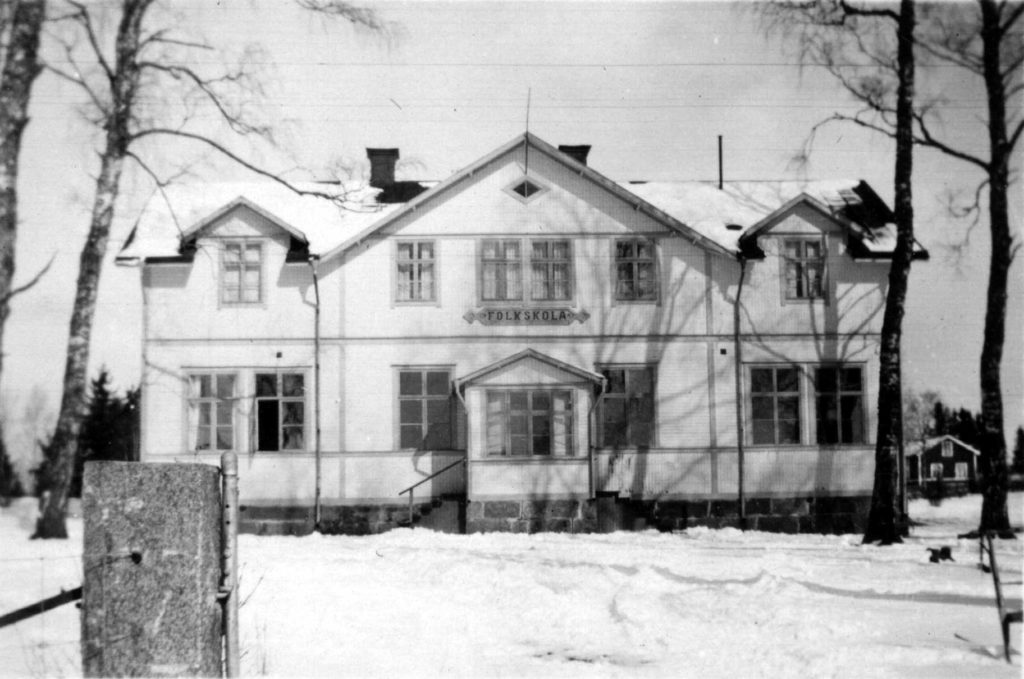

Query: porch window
[782,238,825,300]
[599,367,655,447]
[814,366,864,444]
[188,373,235,451]
[485,390,573,457]
[530,240,572,301]
[398,369,452,449]
[255,373,305,451]
[481,240,523,301]
[221,241,262,304]
[750,366,801,445]
[614,239,658,301]
[396,241,435,302]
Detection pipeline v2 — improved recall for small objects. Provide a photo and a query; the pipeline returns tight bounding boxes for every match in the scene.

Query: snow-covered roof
[906,435,982,457]
[116,180,406,262]
[117,134,920,264]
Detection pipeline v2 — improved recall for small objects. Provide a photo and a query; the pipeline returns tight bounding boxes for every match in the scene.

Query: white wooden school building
[117,133,925,534]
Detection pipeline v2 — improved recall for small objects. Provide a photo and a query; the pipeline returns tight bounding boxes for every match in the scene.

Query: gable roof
[906,434,982,457]
[454,348,605,393]
[116,133,923,264]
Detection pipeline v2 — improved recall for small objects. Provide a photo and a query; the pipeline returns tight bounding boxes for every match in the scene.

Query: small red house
[906,435,980,492]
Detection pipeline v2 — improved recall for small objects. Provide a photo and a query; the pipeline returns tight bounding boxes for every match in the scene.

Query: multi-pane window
[599,367,655,447]
[530,241,572,301]
[954,462,968,479]
[189,374,235,451]
[814,366,864,444]
[396,241,435,302]
[486,390,573,457]
[930,463,944,479]
[614,239,657,301]
[783,239,825,300]
[221,241,262,304]
[398,369,452,449]
[750,367,801,445]
[941,440,953,457]
[255,373,305,451]
[481,240,523,301]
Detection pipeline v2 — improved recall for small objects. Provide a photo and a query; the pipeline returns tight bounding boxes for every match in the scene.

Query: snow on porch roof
[454,349,606,393]
[116,180,408,262]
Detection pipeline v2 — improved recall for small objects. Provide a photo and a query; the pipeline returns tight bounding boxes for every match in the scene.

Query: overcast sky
[5,0,1021,465]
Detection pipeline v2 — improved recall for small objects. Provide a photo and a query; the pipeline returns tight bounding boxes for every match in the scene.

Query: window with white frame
[954,462,968,480]
[221,241,262,304]
[188,373,236,451]
[396,241,436,303]
[941,440,953,457]
[530,240,572,301]
[782,238,825,300]
[481,240,523,301]
[599,366,655,447]
[255,373,305,451]
[930,463,944,479]
[814,366,865,444]
[398,369,452,449]
[750,366,801,445]
[485,390,573,457]
[614,239,658,301]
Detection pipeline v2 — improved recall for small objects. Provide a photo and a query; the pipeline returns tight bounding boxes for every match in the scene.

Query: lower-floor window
[930,463,944,479]
[814,366,864,444]
[188,373,236,451]
[750,366,801,445]
[954,462,968,480]
[255,372,305,451]
[486,389,573,457]
[398,368,452,449]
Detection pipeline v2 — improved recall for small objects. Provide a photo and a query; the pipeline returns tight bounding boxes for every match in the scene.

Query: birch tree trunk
[863,0,916,545]
[0,0,44,504]
[976,0,1013,535]
[35,0,152,539]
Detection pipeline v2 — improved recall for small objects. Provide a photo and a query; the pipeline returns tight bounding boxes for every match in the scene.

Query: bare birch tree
[764,0,1021,538]
[34,0,385,538]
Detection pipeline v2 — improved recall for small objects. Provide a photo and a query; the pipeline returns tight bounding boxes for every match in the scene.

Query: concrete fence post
[81,461,222,677]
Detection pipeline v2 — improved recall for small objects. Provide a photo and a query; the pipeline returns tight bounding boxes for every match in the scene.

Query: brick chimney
[558,145,591,166]
[366,148,399,188]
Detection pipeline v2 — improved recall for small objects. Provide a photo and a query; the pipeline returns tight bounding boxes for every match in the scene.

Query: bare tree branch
[2,254,54,303]
[912,111,990,169]
[66,0,113,83]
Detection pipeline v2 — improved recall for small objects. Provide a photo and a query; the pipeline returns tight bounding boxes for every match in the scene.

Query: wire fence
[0,551,84,677]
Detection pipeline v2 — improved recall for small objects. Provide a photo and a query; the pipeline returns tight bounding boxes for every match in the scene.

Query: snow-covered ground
[1,494,1021,678]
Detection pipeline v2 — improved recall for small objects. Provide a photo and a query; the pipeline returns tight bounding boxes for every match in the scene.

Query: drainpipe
[587,379,608,499]
[454,383,471,499]
[733,257,748,527]
[308,256,323,530]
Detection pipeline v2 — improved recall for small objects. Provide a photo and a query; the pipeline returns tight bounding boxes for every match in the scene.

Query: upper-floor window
[614,239,657,301]
[530,241,572,301]
[255,372,305,451]
[599,366,656,447]
[750,366,801,445]
[221,241,262,304]
[485,389,574,457]
[398,368,452,449]
[480,238,574,303]
[941,440,953,458]
[481,240,522,301]
[188,373,235,451]
[396,241,436,303]
[814,366,864,444]
[783,238,825,300]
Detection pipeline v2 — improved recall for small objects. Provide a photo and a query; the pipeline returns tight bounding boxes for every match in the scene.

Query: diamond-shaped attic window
[506,177,546,203]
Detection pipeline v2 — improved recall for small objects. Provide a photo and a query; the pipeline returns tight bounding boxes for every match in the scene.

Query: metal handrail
[397,457,467,528]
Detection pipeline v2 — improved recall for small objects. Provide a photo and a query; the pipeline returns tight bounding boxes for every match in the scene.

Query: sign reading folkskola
[463,308,590,325]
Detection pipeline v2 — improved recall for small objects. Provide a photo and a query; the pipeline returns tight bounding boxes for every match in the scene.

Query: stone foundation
[241,495,871,536]
[466,499,597,534]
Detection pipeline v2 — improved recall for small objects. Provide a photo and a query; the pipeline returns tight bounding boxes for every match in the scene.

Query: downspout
[454,384,470,499]
[587,379,608,499]
[308,256,322,530]
[733,256,748,528]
